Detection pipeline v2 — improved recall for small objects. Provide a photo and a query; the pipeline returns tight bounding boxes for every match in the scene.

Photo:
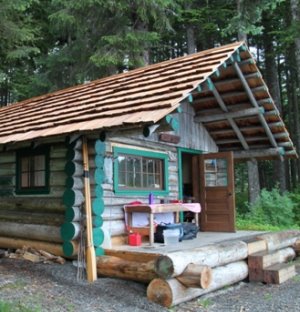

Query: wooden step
[248,247,295,270]
[264,263,296,284]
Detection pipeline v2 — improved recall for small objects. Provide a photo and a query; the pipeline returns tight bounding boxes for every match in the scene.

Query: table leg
[149,213,154,245]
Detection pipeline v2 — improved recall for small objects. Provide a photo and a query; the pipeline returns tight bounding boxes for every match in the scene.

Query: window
[16,147,50,194]
[113,147,168,195]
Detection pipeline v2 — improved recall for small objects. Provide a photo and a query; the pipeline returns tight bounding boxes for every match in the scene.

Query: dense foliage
[236,187,300,230]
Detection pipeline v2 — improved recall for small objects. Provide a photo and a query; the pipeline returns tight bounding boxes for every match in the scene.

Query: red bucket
[128,233,142,246]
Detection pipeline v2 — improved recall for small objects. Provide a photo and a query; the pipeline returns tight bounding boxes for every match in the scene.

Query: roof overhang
[182,45,297,160]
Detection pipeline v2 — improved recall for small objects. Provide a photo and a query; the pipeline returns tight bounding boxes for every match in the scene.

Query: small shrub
[246,188,295,228]
[288,192,300,227]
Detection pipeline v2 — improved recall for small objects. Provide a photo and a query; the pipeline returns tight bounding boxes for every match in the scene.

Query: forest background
[1,0,300,229]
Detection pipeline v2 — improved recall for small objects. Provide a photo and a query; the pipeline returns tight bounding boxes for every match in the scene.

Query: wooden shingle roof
[0,41,296,159]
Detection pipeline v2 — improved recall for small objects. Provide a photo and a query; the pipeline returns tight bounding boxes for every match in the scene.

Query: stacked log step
[248,231,300,284]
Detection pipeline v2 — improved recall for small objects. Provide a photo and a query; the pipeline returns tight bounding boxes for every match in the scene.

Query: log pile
[147,241,249,308]
[146,231,300,307]
[7,246,65,264]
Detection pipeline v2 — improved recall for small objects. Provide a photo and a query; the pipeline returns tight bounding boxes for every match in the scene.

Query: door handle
[228,192,232,196]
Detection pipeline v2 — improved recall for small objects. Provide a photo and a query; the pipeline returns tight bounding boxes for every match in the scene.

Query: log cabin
[0,41,297,259]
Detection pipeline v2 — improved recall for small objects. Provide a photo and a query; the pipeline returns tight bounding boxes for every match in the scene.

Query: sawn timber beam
[195,78,250,150]
[233,62,278,149]
[194,107,264,123]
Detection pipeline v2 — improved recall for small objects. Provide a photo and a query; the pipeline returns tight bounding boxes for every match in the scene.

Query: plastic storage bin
[163,229,180,245]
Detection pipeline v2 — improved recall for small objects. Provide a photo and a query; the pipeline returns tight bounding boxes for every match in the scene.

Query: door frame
[177,147,203,222]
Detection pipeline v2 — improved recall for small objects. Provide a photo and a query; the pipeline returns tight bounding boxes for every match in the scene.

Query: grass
[236,217,300,232]
[197,298,213,308]
[263,293,273,301]
[0,281,27,291]
[0,300,40,312]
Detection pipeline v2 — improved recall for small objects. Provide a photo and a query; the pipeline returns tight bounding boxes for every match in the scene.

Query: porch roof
[0,41,296,159]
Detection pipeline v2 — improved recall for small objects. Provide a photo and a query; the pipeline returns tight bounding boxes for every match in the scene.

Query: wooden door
[193,151,235,232]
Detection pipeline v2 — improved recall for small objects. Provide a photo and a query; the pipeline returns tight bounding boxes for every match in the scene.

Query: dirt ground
[0,256,299,312]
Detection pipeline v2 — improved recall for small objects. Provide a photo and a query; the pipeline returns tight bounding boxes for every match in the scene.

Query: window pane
[117,151,164,191]
[21,173,29,187]
[21,157,30,173]
[34,171,45,187]
[34,155,45,171]
[17,149,49,193]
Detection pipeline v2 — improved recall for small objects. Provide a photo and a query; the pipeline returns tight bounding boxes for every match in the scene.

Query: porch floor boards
[105,230,265,258]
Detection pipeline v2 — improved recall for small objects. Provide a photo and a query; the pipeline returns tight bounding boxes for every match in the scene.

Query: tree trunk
[290,0,300,181]
[262,12,286,193]
[247,158,260,204]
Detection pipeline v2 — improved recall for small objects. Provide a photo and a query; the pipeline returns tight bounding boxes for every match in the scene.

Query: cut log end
[155,255,174,279]
[147,278,173,308]
[176,264,212,289]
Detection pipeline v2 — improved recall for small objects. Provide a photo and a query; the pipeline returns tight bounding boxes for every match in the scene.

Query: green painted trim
[93,227,104,246]
[206,78,214,91]
[188,93,193,103]
[176,106,183,113]
[92,198,105,216]
[93,216,104,227]
[170,117,179,131]
[113,146,169,196]
[214,69,220,77]
[95,155,104,168]
[95,184,104,198]
[95,246,105,256]
[197,85,202,92]
[15,146,50,195]
[95,140,106,155]
[239,44,247,51]
[234,51,241,62]
[62,241,77,257]
[60,222,80,241]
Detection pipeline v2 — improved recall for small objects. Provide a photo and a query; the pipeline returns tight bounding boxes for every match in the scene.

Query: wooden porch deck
[106,230,265,256]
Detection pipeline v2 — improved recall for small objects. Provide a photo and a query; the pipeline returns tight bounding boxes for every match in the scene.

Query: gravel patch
[0,257,299,312]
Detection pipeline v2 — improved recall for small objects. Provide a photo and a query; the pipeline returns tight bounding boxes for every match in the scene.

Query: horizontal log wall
[0,142,68,251]
[91,136,180,246]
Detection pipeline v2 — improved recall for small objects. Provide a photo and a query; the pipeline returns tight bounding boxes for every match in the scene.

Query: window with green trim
[16,147,50,194]
[114,147,168,194]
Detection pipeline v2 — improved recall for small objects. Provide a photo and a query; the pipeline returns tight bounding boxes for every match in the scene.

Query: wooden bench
[124,203,201,245]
